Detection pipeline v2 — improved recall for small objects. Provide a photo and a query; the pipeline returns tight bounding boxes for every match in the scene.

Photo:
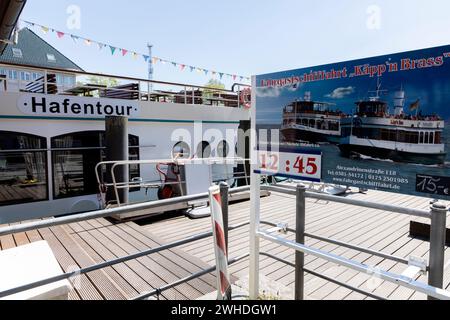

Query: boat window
[425,132,429,144]
[309,119,315,128]
[419,132,424,144]
[435,131,441,144]
[217,141,229,158]
[51,131,140,199]
[196,141,211,159]
[0,131,48,206]
[172,142,191,159]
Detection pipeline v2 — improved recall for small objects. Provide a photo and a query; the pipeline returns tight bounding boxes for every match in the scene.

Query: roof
[0,27,84,72]
[0,0,27,53]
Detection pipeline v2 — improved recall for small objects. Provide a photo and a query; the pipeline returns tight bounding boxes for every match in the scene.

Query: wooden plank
[94,222,206,300]
[62,224,139,299]
[118,222,218,293]
[68,222,162,298]
[36,227,104,300]
[49,225,127,300]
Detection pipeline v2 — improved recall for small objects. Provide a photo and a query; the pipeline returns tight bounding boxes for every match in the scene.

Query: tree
[84,75,119,87]
[203,79,225,99]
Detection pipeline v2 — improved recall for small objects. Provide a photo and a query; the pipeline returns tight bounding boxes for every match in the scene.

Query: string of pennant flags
[21,20,250,82]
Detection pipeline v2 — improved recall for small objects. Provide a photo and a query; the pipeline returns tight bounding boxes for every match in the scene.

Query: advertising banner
[255,45,450,200]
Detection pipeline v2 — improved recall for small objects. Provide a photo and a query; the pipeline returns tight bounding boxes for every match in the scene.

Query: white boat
[0,61,250,224]
[339,84,446,165]
[281,92,344,144]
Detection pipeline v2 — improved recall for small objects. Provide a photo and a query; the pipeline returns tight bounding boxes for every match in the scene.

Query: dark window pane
[0,131,48,206]
[52,131,140,199]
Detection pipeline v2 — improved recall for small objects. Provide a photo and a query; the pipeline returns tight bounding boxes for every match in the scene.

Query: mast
[147,43,154,91]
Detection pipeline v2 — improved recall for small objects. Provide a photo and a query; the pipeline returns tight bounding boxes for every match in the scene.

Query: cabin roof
[0,27,84,72]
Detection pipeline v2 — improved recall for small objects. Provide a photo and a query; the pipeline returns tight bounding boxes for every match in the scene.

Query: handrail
[254,183,449,300]
[0,62,245,94]
[0,221,250,298]
[0,185,251,237]
[263,185,431,219]
[258,231,450,300]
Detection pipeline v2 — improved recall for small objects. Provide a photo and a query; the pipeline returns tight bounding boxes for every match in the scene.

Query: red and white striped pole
[209,185,232,300]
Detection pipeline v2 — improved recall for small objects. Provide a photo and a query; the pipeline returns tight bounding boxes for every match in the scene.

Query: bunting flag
[21,19,251,82]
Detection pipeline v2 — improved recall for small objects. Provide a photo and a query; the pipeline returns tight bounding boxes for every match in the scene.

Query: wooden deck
[1,187,449,300]
[0,218,219,300]
[143,187,450,300]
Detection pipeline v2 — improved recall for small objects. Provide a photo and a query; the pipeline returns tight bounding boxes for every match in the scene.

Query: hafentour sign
[18,93,140,118]
[255,45,450,200]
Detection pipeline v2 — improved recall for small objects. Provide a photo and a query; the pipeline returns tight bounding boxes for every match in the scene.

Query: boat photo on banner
[255,45,450,200]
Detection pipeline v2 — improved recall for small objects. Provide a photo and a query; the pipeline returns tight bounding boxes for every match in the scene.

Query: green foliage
[203,79,226,99]
[86,75,119,87]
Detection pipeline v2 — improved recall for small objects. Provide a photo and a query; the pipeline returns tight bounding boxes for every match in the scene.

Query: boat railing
[95,157,251,207]
[0,62,251,108]
[249,184,450,300]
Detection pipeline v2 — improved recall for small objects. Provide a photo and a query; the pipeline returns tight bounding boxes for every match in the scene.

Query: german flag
[410,99,420,112]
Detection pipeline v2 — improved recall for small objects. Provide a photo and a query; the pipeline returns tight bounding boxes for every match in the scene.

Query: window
[172,142,191,159]
[47,54,56,62]
[12,48,23,58]
[20,72,31,81]
[217,141,229,158]
[51,131,140,199]
[0,132,48,206]
[8,69,18,80]
[196,141,211,159]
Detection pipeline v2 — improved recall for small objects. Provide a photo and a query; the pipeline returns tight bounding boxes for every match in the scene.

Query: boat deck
[144,187,450,300]
[1,187,449,300]
[0,218,218,300]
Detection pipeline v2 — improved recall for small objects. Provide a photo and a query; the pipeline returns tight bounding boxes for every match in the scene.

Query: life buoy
[240,88,252,109]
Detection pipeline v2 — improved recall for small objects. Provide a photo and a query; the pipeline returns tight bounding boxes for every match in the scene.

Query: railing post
[295,184,306,300]
[428,202,448,300]
[219,182,229,253]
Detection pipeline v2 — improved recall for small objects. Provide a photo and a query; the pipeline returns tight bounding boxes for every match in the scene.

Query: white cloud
[326,86,355,99]
[256,83,302,98]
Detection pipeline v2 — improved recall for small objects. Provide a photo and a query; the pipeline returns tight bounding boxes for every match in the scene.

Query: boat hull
[339,144,447,165]
[281,128,340,144]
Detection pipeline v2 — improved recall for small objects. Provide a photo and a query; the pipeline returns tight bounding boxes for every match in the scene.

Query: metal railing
[0,184,250,299]
[251,184,450,300]
[0,62,251,107]
[95,157,250,207]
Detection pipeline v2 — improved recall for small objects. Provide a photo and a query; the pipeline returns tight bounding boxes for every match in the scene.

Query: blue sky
[20,0,450,88]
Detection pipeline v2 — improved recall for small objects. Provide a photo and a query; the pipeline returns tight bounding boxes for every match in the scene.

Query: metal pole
[295,184,306,300]
[249,76,260,300]
[105,116,129,205]
[220,182,229,253]
[147,44,153,92]
[428,202,448,300]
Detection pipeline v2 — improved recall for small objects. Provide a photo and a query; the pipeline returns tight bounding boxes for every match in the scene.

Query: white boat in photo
[339,85,447,165]
[281,92,344,144]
